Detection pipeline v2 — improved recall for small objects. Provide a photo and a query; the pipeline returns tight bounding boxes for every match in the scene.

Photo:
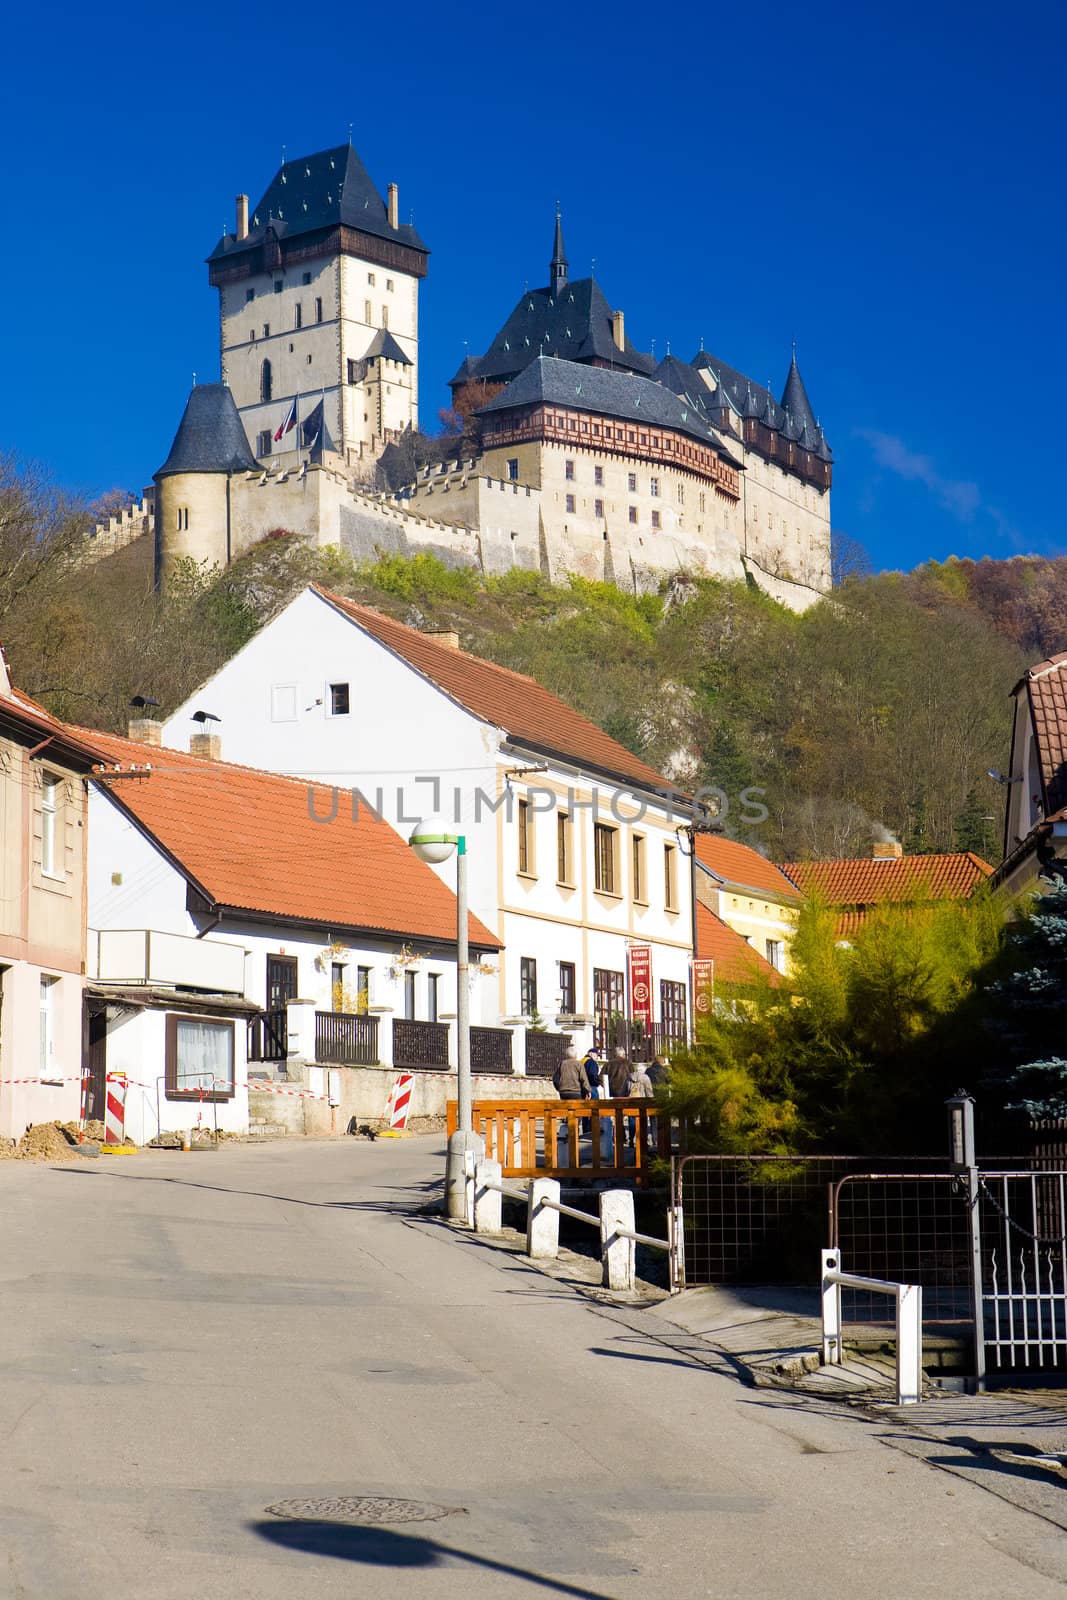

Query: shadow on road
[46,1166,440,1214]
[251,1518,623,1598]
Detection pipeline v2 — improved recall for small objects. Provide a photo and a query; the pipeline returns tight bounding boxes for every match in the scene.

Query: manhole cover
[265,1496,461,1525]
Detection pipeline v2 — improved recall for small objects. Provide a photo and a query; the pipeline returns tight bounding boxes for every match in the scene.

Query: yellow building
[694,835,800,975]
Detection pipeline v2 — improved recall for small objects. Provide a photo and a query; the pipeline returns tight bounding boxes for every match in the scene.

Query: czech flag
[273,396,297,442]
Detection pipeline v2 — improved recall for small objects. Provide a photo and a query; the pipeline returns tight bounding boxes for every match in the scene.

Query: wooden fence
[315,1012,379,1065]
[446,1097,672,1184]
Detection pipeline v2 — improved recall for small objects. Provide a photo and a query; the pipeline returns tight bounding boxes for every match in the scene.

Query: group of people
[552,1045,666,1102]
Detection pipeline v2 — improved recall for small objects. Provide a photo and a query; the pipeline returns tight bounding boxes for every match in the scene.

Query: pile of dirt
[15,1122,78,1161]
[59,1119,108,1145]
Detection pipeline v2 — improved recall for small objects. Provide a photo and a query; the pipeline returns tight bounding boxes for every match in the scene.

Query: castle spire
[549,205,568,298]
[780,348,817,435]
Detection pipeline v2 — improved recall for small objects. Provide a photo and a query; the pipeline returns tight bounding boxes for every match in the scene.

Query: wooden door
[266,954,298,1012]
[85,1009,107,1121]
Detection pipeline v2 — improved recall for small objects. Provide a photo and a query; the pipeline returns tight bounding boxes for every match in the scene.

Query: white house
[162,583,698,1058]
[82,724,501,1142]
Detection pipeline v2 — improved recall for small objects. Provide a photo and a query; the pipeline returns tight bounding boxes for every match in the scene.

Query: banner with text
[629,943,653,1034]
[693,958,715,1015]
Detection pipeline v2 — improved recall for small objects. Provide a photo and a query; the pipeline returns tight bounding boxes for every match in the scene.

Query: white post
[897,1282,923,1405]
[474,1159,503,1234]
[527,1177,560,1259]
[821,1248,842,1365]
[600,1189,636,1291]
[285,997,317,1063]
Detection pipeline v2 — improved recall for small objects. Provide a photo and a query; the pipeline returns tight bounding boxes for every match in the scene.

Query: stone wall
[249,1061,556,1137]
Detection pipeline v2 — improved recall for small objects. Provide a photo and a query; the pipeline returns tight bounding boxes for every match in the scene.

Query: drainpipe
[196,906,224,940]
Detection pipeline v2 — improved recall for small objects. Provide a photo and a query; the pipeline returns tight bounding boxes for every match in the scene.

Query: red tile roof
[0,689,107,769]
[696,901,782,986]
[312,585,673,793]
[783,853,992,916]
[76,726,500,950]
[1023,653,1067,815]
[695,834,800,900]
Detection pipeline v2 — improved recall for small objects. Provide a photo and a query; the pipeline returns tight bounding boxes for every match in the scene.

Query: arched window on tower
[260,359,272,403]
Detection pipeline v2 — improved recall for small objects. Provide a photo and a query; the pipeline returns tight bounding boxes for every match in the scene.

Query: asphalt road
[1,1138,1066,1599]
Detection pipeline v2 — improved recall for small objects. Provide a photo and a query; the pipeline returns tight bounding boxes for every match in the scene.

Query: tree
[830,529,872,586]
[984,877,1067,1118]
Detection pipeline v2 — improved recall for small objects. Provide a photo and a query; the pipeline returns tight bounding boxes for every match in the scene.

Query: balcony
[91,929,245,995]
[315,1012,380,1066]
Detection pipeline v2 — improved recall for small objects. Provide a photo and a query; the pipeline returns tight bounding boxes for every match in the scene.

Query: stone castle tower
[207,144,428,470]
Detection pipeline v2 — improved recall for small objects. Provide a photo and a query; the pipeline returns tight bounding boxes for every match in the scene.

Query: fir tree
[986,876,1067,1118]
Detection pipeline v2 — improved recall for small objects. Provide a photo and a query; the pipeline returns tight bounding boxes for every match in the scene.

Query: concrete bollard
[527,1177,561,1259]
[600,1188,636,1291]
[474,1159,503,1234]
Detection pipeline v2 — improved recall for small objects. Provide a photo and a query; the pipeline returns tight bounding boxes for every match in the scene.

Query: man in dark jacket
[553,1048,591,1100]
[607,1048,631,1098]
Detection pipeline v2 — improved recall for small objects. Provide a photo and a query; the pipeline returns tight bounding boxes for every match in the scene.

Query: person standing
[626,1058,654,1148]
[553,1047,591,1100]
[607,1048,631,1099]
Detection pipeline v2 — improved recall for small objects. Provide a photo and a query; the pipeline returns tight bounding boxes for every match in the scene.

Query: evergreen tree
[985,876,1067,1118]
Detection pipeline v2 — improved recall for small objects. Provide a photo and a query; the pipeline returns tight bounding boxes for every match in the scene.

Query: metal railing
[392,1018,450,1070]
[470,1025,513,1075]
[525,1030,568,1078]
[315,1011,379,1065]
[821,1248,923,1405]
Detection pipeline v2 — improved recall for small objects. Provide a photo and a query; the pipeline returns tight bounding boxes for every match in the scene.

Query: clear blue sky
[3,0,1062,573]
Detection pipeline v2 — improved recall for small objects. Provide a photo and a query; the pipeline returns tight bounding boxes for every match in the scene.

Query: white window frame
[41,775,61,878]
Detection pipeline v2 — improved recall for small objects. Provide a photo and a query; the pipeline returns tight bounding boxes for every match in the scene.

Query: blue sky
[2,0,1062,574]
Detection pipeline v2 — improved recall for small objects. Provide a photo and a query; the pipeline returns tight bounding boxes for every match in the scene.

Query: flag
[273,396,297,442]
[300,398,324,452]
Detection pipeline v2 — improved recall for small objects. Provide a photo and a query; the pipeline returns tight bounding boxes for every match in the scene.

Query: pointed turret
[780,350,817,435]
[549,209,568,299]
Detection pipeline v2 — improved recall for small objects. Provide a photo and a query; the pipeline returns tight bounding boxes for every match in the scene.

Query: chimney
[612,309,625,348]
[127,717,163,747]
[872,840,903,861]
[422,630,461,650]
[190,730,222,761]
[387,182,399,230]
[236,193,249,241]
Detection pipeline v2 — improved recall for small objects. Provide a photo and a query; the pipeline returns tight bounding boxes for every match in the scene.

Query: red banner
[692,958,715,1015]
[629,944,653,1033]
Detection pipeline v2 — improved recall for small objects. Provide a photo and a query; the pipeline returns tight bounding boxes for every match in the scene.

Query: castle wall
[741,451,831,592]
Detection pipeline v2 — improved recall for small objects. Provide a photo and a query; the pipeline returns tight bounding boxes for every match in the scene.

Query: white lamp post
[409,816,482,1219]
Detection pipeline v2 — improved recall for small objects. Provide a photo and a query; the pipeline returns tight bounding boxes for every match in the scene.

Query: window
[381,306,388,328]
[262,323,270,338]
[356,966,371,1013]
[678,483,685,504]
[302,271,312,285]
[315,297,323,322]
[520,957,538,1016]
[165,1015,235,1100]
[594,823,617,894]
[348,358,360,384]
[628,472,637,492]
[559,961,576,1015]
[269,684,297,722]
[249,328,256,342]
[699,492,706,513]
[386,278,394,292]
[427,973,440,1022]
[328,682,350,717]
[650,477,660,497]
[565,459,575,481]
[593,967,624,1050]
[260,359,272,402]
[651,510,661,529]
[557,810,572,884]
[365,299,373,322]
[295,303,303,329]
[632,833,646,902]
[331,961,346,1007]
[368,272,376,286]
[594,465,604,486]
[41,775,59,876]
[403,971,416,1020]
[39,976,56,1074]
[765,939,784,972]
[565,494,576,514]
[257,430,272,456]
[594,498,604,518]
[273,279,283,294]
[517,798,532,875]
[628,506,638,524]
[507,458,519,481]
[660,980,687,1044]
[663,842,677,910]
[245,287,256,303]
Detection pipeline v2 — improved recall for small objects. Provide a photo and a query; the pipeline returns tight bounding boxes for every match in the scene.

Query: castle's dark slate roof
[478,356,742,462]
[208,144,427,264]
[365,328,412,365]
[155,385,258,479]
[653,355,738,436]
[451,277,655,388]
[781,355,817,435]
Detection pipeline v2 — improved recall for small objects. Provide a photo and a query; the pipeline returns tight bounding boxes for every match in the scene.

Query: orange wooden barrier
[445,1098,671,1184]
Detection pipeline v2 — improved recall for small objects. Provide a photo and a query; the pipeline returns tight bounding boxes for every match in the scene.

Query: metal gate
[977,1168,1067,1375]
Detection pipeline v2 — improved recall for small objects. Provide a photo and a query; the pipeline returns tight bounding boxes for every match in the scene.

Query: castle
[95,143,833,609]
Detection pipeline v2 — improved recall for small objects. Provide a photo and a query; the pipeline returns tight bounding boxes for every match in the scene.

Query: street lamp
[409,816,482,1219]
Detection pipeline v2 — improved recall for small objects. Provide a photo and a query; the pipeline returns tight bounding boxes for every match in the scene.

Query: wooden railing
[446,1098,672,1185]
[248,1008,287,1062]
[525,1031,568,1078]
[470,1026,513,1075]
[393,1018,450,1070]
[315,1011,379,1065]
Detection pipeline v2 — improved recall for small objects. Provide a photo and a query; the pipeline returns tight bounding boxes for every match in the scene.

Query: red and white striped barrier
[104,1073,127,1145]
[384,1072,414,1132]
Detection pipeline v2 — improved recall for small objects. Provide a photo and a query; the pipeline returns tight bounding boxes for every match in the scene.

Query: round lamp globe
[409,816,457,865]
